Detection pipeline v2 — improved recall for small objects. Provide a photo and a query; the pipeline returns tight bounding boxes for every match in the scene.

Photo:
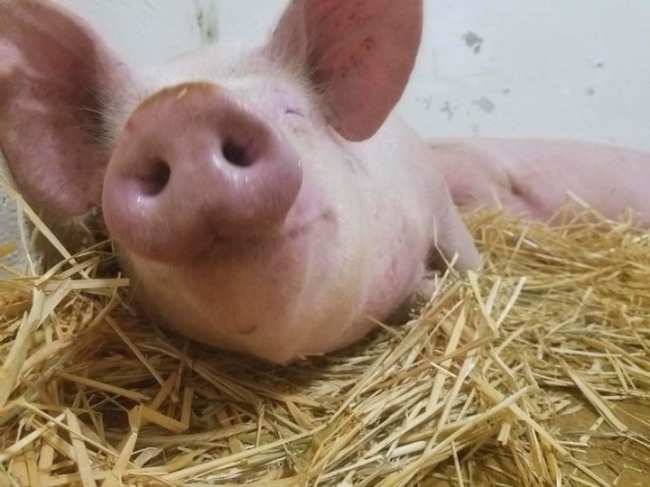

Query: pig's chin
[115,211,371,363]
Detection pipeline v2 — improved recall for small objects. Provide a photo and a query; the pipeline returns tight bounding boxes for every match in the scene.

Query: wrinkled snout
[102,82,302,262]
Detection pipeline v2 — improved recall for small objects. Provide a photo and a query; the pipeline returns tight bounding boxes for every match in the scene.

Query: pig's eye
[285,107,305,117]
[274,89,306,118]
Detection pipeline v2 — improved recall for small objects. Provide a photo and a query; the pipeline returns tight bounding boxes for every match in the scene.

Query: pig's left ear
[0,0,129,215]
[266,0,423,142]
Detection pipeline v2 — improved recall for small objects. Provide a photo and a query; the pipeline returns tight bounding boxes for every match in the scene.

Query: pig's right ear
[266,0,423,142]
[0,0,129,215]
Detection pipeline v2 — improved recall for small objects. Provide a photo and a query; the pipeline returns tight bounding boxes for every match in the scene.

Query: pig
[1,0,649,363]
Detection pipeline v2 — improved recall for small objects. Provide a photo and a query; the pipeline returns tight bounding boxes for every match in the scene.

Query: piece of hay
[0,189,649,486]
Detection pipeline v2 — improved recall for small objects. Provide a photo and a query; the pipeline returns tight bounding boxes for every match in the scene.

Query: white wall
[406,1,650,150]
[54,0,650,151]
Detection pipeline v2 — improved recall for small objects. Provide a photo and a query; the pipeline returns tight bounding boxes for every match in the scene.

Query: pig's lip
[202,209,334,258]
[283,209,334,238]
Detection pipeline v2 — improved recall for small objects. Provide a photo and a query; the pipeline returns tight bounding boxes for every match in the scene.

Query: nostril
[138,159,171,196]
[222,138,254,167]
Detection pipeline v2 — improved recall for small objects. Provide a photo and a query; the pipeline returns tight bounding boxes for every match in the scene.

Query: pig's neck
[345,116,444,339]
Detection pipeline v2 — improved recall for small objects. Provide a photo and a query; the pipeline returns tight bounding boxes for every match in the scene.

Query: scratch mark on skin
[239,324,259,336]
[462,31,484,54]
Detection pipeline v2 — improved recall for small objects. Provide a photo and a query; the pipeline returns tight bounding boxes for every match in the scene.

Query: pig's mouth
[114,206,336,282]
[196,208,335,261]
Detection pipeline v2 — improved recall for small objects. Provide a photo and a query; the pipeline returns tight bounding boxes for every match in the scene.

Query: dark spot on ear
[362,36,375,51]
[349,54,363,68]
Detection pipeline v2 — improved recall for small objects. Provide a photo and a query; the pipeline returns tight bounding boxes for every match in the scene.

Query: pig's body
[433,138,650,225]
[1,0,649,362]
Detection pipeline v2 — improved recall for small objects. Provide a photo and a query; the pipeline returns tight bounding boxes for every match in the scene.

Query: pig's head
[0,0,479,362]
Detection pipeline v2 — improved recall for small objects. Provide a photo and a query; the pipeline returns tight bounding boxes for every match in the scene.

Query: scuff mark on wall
[462,31,483,54]
[440,101,455,120]
[473,96,495,113]
[416,95,434,111]
[195,1,218,45]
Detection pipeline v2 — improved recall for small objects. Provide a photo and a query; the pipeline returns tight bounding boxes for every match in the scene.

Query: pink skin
[2,0,650,362]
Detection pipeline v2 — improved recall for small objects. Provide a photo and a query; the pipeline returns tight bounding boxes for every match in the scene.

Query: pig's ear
[267,0,423,141]
[0,0,129,215]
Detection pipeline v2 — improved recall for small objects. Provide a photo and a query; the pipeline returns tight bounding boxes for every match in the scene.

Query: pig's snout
[102,83,302,262]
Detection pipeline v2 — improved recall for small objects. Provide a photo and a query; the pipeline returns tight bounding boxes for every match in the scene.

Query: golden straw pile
[1,189,649,486]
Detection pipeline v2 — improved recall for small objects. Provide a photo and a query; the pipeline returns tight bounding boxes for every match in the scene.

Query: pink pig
[1,0,649,362]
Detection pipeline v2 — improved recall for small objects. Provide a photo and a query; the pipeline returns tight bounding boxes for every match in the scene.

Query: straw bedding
[0,187,649,486]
